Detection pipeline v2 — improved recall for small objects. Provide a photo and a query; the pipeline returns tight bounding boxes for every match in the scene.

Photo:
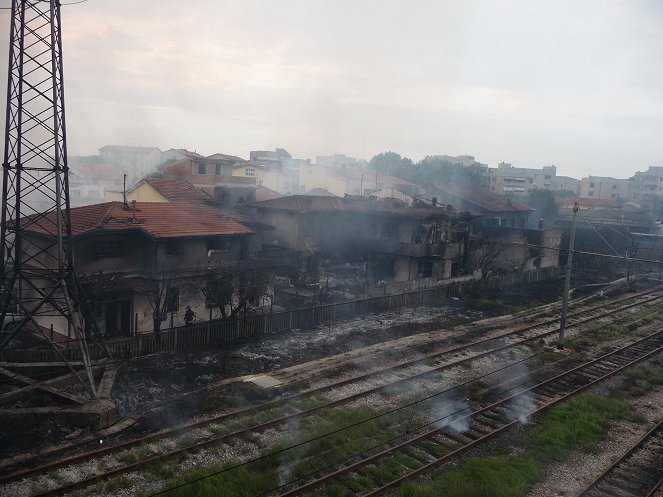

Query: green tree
[367,151,414,178]
[413,156,486,188]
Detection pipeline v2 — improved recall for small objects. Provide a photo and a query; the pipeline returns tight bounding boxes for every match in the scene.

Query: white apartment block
[579,176,628,200]
[486,163,556,195]
[627,166,663,202]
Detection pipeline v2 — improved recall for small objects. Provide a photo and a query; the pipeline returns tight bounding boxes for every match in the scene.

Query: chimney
[432,197,437,207]
[131,200,136,222]
[538,218,544,230]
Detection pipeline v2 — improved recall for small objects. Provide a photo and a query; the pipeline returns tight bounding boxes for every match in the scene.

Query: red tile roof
[142,179,214,203]
[22,202,253,239]
[432,185,534,212]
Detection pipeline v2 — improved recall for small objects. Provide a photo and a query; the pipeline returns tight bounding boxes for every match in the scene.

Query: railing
[0,266,562,362]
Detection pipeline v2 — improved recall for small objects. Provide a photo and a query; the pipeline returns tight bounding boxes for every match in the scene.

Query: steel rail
[575,419,663,497]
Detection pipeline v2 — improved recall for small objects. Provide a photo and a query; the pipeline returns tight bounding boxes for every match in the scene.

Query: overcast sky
[1,0,663,179]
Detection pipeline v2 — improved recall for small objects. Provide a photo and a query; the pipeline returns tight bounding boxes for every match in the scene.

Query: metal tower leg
[1,0,107,397]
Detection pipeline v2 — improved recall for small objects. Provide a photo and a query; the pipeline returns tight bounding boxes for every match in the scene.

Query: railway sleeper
[607,475,652,495]
[590,485,627,497]
[401,446,438,465]
[439,429,475,446]
[473,414,502,430]
[429,433,463,451]
[467,422,493,436]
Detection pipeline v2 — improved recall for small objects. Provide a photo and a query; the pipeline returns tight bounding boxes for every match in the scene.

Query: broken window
[165,286,179,312]
[94,241,123,258]
[165,241,178,256]
[417,258,433,278]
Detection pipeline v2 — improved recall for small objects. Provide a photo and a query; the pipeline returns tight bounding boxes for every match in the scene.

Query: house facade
[21,202,256,336]
[250,196,478,285]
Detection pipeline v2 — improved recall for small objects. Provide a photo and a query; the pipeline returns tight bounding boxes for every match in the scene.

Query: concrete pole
[558,202,579,349]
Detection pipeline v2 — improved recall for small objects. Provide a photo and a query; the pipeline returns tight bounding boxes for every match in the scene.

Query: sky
[1,0,663,179]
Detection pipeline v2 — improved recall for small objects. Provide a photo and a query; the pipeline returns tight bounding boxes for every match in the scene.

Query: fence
[1,266,561,363]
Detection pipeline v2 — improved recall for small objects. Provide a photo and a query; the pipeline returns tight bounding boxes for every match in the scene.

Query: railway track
[575,419,663,497]
[275,330,663,497]
[1,287,661,496]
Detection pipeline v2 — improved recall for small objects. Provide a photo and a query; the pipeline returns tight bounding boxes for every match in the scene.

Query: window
[612,184,617,189]
[245,167,256,177]
[215,164,222,175]
[257,179,264,186]
[165,287,179,312]
[544,175,551,180]
[94,241,123,258]
[165,241,178,256]
[589,182,595,188]
[197,163,206,174]
[207,237,230,252]
[589,191,594,196]
[417,259,433,278]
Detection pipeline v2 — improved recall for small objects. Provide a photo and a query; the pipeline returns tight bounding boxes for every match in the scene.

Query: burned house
[428,184,534,228]
[249,196,478,289]
[20,201,256,336]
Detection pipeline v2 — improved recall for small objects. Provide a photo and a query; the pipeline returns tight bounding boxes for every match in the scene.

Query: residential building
[233,148,303,195]
[68,161,124,205]
[315,153,365,168]
[428,184,534,229]
[486,162,556,195]
[160,154,256,209]
[249,195,478,285]
[579,176,627,200]
[627,166,663,203]
[98,145,162,181]
[20,202,257,336]
[551,175,580,194]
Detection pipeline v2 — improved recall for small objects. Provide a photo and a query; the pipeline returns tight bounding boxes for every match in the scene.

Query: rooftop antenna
[0,0,108,397]
[123,173,128,207]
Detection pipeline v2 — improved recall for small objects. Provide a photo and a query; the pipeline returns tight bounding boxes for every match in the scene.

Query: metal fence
[1,266,561,363]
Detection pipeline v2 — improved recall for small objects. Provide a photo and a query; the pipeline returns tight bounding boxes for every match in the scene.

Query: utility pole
[558,202,579,349]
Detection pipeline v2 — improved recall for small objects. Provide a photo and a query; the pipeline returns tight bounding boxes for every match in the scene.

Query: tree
[413,156,486,189]
[466,238,509,279]
[367,151,414,178]
[203,269,272,319]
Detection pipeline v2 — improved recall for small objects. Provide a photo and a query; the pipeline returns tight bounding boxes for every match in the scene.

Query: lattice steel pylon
[1,0,105,397]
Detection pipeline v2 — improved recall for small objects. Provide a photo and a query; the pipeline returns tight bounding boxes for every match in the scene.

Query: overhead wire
[581,219,622,256]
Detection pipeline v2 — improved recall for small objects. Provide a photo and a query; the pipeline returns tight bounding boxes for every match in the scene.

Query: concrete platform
[245,374,283,389]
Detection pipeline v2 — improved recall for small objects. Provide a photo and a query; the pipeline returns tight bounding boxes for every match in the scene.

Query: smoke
[506,390,536,424]
[501,363,536,424]
[430,395,471,433]
[276,415,301,487]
